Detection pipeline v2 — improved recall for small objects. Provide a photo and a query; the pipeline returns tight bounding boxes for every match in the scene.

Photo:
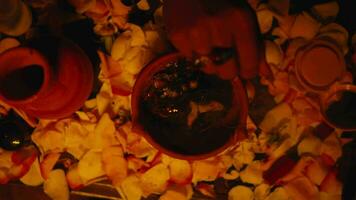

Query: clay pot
[294,37,346,93]
[131,53,248,160]
[0,37,94,119]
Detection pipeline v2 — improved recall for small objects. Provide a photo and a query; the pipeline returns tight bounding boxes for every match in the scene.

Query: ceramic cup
[294,37,347,93]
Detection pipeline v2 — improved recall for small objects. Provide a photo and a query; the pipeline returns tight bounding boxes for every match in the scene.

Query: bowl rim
[131,52,248,160]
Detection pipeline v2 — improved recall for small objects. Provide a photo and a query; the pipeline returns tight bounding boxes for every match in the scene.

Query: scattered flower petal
[312,1,339,21]
[289,12,321,40]
[140,163,170,196]
[44,169,70,200]
[228,185,254,200]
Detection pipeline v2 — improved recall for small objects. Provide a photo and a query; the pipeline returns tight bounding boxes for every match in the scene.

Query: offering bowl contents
[0,64,43,101]
[132,53,247,159]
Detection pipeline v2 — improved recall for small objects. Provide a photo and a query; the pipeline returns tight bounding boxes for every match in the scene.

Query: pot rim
[131,52,248,160]
[0,46,52,105]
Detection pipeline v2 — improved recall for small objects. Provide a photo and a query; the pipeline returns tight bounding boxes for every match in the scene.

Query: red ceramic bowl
[0,37,93,119]
[131,53,248,160]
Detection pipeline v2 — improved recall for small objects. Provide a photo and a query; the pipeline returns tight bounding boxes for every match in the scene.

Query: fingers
[163,0,194,57]
[169,21,213,58]
[215,58,238,80]
[200,57,217,74]
[164,1,263,81]
[163,0,208,57]
[163,0,200,30]
[201,57,238,80]
[169,30,193,57]
[165,17,212,57]
[163,0,235,58]
[208,17,233,48]
[189,24,212,56]
[231,9,260,79]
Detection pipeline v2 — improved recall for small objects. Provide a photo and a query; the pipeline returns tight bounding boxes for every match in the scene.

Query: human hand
[163,0,269,80]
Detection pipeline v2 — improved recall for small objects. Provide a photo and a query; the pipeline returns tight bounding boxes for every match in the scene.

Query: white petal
[319,192,342,200]
[298,135,322,156]
[20,158,44,186]
[31,129,65,154]
[289,12,321,40]
[43,170,69,200]
[111,31,132,60]
[117,175,143,200]
[256,5,274,34]
[87,113,119,149]
[228,186,254,200]
[144,26,168,53]
[192,160,220,183]
[0,37,20,54]
[64,121,91,159]
[267,0,290,16]
[137,0,150,11]
[259,103,293,133]
[265,40,283,66]
[77,150,105,183]
[240,161,263,185]
[233,142,255,167]
[129,24,148,47]
[153,6,164,27]
[312,1,339,20]
[254,184,271,200]
[140,163,170,196]
[271,27,288,45]
[284,176,319,200]
[121,47,154,75]
[265,187,290,200]
[321,133,342,161]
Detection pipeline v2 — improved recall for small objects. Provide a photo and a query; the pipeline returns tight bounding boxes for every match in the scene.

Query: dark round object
[131,53,248,160]
[121,0,140,6]
[0,122,25,151]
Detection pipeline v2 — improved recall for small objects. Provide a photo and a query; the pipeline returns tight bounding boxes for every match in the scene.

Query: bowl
[131,53,248,160]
